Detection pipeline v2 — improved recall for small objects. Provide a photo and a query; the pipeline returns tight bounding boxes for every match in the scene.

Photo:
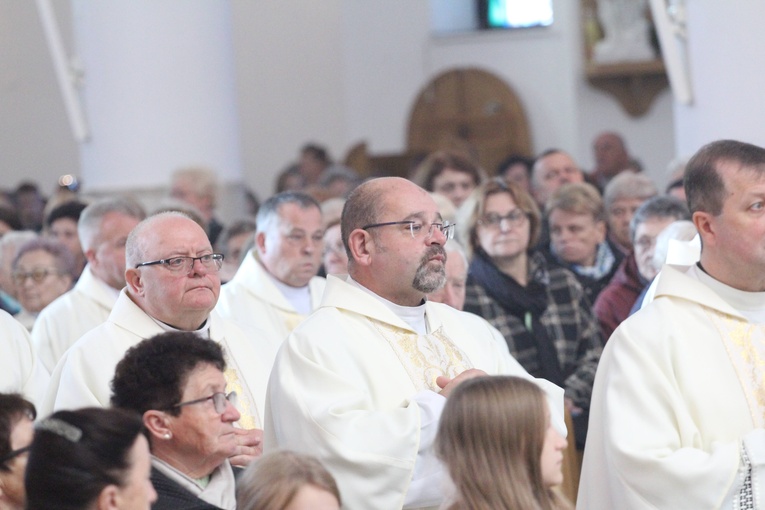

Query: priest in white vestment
[266,177,564,510]
[45,212,271,466]
[32,196,146,372]
[579,140,765,509]
[0,309,49,405]
[217,191,326,371]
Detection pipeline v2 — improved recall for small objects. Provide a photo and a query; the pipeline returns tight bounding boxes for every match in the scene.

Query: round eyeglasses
[135,253,224,274]
[361,221,455,241]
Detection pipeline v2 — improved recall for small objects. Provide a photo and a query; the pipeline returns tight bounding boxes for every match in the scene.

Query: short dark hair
[414,151,484,192]
[0,207,21,232]
[496,155,533,179]
[256,191,321,236]
[44,200,88,229]
[0,393,35,472]
[111,331,226,418]
[629,195,690,242]
[685,139,765,215]
[25,407,145,510]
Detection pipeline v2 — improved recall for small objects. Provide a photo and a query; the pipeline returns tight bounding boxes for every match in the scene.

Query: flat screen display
[478,0,554,29]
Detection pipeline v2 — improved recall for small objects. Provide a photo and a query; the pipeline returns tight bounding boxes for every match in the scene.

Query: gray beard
[412,246,447,293]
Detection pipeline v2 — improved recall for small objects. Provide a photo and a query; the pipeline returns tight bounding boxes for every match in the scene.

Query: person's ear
[124,268,143,296]
[255,231,267,256]
[96,484,120,510]
[143,410,172,441]
[693,211,714,246]
[348,229,374,267]
[84,247,98,266]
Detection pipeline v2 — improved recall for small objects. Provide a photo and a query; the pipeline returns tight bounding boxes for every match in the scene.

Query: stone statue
[593,0,655,63]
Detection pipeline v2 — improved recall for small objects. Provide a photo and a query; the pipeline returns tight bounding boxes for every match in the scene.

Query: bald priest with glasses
[265,177,564,510]
[43,212,275,467]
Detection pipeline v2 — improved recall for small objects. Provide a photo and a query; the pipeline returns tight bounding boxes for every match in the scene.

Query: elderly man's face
[258,203,323,287]
[427,250,467,310]
[533,153,584,206]
[129,216,220,327]
[607,197,646,251]
[594,133,630,177]
[633,216,676,280]
[89,212,141,290]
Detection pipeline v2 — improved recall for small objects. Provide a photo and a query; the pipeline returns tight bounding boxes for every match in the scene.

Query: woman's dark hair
[0,393,35,471]
[25,407,145,510]
[110,331,226,418]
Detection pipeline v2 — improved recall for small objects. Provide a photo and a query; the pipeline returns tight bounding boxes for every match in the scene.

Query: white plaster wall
[0,0,677,208]
[0,1,78,195]
[674,1,765,156]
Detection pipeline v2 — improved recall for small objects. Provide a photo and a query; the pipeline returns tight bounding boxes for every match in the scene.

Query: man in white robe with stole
[579,140,765,509]
[44,211,272,466]
[265,177,564,510]
[32,197,145,372]
[216,191,326,371]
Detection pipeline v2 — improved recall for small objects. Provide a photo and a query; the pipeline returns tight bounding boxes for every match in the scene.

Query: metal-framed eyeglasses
[167,391,238,415]
[477,209,528,229]
[11,268,65,285]
[134,253,224,274]
[361,221,455,241]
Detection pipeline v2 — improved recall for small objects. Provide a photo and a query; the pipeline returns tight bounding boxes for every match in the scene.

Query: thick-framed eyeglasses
[134,253,224,274]
[168,391,237,415]
[362,221,455,241]
[11,268,64,285]
[477,209,528,229]
[0,445,31,466]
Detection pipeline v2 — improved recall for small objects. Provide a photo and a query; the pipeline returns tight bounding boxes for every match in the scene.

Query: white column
[73,0,242,191]
[673,1,765,155]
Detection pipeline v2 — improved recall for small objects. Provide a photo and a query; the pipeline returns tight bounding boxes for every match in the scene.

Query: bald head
[594,132,630,178]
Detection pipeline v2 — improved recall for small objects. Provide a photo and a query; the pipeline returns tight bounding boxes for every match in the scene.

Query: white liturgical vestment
[44,290,272,429]
[216,250,325,370]
[579,264,765,509]
[0,310,49,405]
[32,265,119,372]
[265,275,563,510]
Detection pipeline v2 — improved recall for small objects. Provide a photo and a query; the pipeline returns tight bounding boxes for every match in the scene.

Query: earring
[164,432,171,439]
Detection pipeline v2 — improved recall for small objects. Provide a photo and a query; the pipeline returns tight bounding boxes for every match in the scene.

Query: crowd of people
[1,134,763,509]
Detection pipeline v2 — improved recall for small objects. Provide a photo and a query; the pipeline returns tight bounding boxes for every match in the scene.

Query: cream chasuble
[43,290,272,429]
[265,275,563,510]
[579,264,765,510]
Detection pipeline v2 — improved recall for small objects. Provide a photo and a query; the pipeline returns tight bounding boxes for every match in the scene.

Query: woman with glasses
[25,407,156,510]
[111,331,245,510]
[11,238,75,330]
[457,179,602,450]
[0,394,35,510]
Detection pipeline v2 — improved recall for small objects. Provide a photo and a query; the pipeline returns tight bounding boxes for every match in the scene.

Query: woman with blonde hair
[436,376,571,510]
[237,450,340,510]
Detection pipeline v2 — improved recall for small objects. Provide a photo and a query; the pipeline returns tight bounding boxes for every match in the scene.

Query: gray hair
[125,211,192,269]
[13,238,77,280]
[255,191,321,236]
[603,172,658,210]
[629,196,690,242]
[0,231,38,268]
[78,197,146,252]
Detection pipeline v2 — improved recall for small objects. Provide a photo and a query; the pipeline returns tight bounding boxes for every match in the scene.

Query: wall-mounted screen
[478,0,554,29]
